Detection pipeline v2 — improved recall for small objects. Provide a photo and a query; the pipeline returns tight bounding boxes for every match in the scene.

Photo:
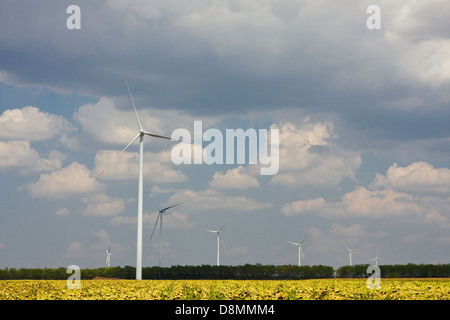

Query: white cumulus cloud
[80,193,125,217]
[94,149,187,183]
[282,187,427,218]
[209,165,259,189]
[26,162,105,199]
[371,161,450,193]
[0,140,63,174]
[270,120,361,188]
[0,106,74,141]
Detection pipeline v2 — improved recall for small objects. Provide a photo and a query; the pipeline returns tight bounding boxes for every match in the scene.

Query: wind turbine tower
[288,238,306,266]
[150,203,182,267]
[370,249,379,266]
[344,244,352,266]
[100,76,177,279]
[105,248,111,267]
[204,225,226,266]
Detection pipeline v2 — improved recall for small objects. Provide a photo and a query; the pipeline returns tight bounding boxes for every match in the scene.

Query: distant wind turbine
[150,203,182,267]
[343,244,352,266]
[369,249,379,266]
[97,75,185,280]
[288,238,306,266]
[105,248,111,267]
[204,224,226,266]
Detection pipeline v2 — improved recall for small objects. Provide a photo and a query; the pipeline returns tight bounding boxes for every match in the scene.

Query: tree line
[336,263,450,278]
[0,263,448,280]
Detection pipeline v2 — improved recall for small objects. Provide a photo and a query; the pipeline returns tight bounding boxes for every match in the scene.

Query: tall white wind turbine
[288,238,306,266]
[369,249,379,266]
[99,75,179,280]
[344,244,352,266]
[106,248,111,267]
[150,203,182,267]
[204,224,226,266]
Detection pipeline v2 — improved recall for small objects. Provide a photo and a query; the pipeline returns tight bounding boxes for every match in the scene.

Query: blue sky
[1,0,450,270]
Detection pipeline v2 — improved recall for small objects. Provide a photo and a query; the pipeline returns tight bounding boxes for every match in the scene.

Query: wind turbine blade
[300,237,307,244]
[159,203,182,213]
[124,74,143,131]
[96,133,140,178]
[287,241,299,246]
[150,213,161,240]
[115,133,141,160]
[219,224,226,231]
[219,233,226,249]
[143,130,202,146]
[300,246,305,259]
[143,131,173,141]
[204,229,217,233]
[343,244,351,252]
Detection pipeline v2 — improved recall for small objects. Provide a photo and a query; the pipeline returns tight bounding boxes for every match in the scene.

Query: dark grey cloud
[1,0,450,138]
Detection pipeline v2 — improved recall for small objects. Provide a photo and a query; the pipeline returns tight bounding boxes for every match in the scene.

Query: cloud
[2,0,448,114]
[80,193,125,217]
[149,186,178,197]
[282,187,426,218]
[282,185,450,228]
[270,120,361,188]
[63,229,129,263]
[209,165,259,189]
[0,106,75,141]
[63,241,86,259]
[26,162,105,199]
[306,226,336,254]
[339,187,425,218]
[370,161,450,193]
[89,230,130,262]
[0,140,63,174]
[73,96,218,147]
[330,223,364,237]
[55,208,70,216]
[281,197,326,216]
[169,188,272,212]
[90,229,112,250]
[94,149,187,183]
[423,210,449,226]
[386,0,450,87]
[74,97,154,145]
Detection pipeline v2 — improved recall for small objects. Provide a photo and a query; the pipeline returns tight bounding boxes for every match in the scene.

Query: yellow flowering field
[0,279,448,300]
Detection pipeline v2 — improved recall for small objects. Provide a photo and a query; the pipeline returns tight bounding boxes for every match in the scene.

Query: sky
[1,0,450,271]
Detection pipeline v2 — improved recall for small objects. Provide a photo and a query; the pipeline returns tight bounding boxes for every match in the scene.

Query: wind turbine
[100,75,180,280]
[288,238,306,266]
[105,248,111,267]
[204,224,226,266]
[369,249,379,266]
[343,244,352,266]
[150,202,182,267]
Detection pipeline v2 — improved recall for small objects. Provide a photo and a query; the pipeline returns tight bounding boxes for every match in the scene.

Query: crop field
[1,278,449,300]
